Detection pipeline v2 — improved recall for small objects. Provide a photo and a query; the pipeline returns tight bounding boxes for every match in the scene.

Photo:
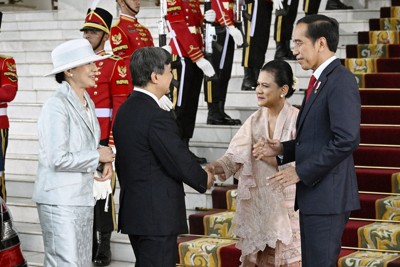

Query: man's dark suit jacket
[282,58,361,215]
[113,91,208,236]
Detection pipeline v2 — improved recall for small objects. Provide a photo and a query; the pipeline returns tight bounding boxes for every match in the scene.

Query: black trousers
[242,0,273,68]
[299,211,350,267]
[0,128,8,201]
[93,138,116,233]
[128,234,178,267]
[274,0,299,42]
[172,56,204,139]
[303,0,321,15]
[204,25,235,103]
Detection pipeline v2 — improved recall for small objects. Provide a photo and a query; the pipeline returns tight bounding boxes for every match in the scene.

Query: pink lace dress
[216,102,301,267]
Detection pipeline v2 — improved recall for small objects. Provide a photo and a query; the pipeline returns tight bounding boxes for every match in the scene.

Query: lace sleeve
[215,154,240,181]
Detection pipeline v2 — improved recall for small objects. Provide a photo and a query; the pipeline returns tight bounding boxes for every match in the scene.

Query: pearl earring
[280,94,284,98]
[70,73,73,77]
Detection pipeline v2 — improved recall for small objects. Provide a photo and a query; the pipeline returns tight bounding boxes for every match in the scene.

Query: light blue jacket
[32,81,100,206]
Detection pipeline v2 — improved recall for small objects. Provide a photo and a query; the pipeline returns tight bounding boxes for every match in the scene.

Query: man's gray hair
[130,47,172,87]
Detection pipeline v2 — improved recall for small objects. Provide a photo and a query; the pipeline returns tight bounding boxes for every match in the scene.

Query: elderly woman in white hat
[32,39,115,266]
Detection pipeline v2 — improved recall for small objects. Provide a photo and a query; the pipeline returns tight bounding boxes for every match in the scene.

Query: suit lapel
[65,84,96,139]
[296,59,341,134]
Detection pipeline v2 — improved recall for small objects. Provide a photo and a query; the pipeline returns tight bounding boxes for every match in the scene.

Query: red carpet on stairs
[356,168,398,193]
[361,106,400,124]
[340,1,400,265]
[360,89,400,106]
[178,1,400,266]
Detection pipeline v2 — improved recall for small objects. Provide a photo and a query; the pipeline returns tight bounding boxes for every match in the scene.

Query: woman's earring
[280,94,284,98]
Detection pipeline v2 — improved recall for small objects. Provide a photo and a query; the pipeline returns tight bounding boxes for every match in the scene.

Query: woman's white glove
[196,58,215,77]
[93,173,112,200]
[228,26,243,46]
[273,0,283,10]
[204,9,216,22]
[159,95,173,111]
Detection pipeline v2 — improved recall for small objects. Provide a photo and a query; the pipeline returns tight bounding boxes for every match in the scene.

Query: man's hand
[228,26,243,46]
[196,58,215,77]
[159,95,173,111]
[267,166,300,191]
[204,9,216,22]
[273,0,283,10]
[252,138,282,159]
[204,164,216,189]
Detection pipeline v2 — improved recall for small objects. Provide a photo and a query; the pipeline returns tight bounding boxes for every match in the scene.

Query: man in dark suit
[257,15,361,267]
[113,47,215,267]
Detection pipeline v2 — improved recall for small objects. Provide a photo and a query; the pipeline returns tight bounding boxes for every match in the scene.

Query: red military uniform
[166,0,204,62]
[0,55,18,201]
[86,50,130,146]
[110,14,154,82]
[212,0,235,27]
[0,55,17,129]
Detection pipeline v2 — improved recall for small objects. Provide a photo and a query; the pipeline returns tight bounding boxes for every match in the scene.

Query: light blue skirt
[37,204,93,267]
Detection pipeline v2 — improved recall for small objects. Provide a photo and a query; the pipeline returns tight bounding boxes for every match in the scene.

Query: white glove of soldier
[196,58,215,77]
[204,9,216,23]
[159,95,173,111]
[273,0,283,10]
[93,175,112,200]
[161,45,172,54]
[228,26,243,46]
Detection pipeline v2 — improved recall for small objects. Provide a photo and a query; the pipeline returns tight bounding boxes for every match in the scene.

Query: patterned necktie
[306,75,317,101]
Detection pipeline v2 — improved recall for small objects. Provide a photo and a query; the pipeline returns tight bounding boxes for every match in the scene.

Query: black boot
[218,101,241,125]
[285,40,297,60]
[326,0,353,9]
[275,42,288,60]
[275,41,296,60]
[207,103,236,125]
[93,232,112,266]
[253,68,260,82]
[241,67,256,91]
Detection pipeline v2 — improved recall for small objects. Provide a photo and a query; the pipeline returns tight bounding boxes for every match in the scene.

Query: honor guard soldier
[273,0,298,60]
[110,0,154,83]
[241,0,273,90]
[205,0,243,125]
[80,7,131,266]
[165,0,216,163]
[0,11,18,202]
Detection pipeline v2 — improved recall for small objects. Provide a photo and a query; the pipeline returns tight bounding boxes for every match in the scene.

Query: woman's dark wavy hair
[297,14,339,53]
[261,60,295,98]
[130,47,172,87]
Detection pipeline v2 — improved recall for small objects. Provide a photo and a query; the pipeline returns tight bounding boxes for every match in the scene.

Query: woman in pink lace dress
[209,60,301,267]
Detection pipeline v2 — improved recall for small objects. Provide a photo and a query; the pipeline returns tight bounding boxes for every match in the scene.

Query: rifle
[158,0,168,47]
[204,0,217,59]
[235,0,247,48]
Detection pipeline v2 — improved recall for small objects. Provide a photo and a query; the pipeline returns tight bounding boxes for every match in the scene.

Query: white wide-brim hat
[45,38,110,76]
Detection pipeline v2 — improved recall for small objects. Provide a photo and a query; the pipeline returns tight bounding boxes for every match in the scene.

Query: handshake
[203,162,227,190]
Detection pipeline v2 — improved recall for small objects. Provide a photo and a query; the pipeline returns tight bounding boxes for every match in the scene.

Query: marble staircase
[0,0,389,265]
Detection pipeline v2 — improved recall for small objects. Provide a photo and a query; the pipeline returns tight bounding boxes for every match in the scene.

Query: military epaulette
[0,54,12,60]
[111,19,121,27]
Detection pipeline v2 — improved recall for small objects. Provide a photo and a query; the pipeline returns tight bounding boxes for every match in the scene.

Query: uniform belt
[188,26,201,34]
[95,108,112,118]
[0,108,7,116]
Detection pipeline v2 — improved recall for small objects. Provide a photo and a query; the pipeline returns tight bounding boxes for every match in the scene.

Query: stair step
[354,145,400,168]
[360,89,400,106]
[360,124,400,145]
